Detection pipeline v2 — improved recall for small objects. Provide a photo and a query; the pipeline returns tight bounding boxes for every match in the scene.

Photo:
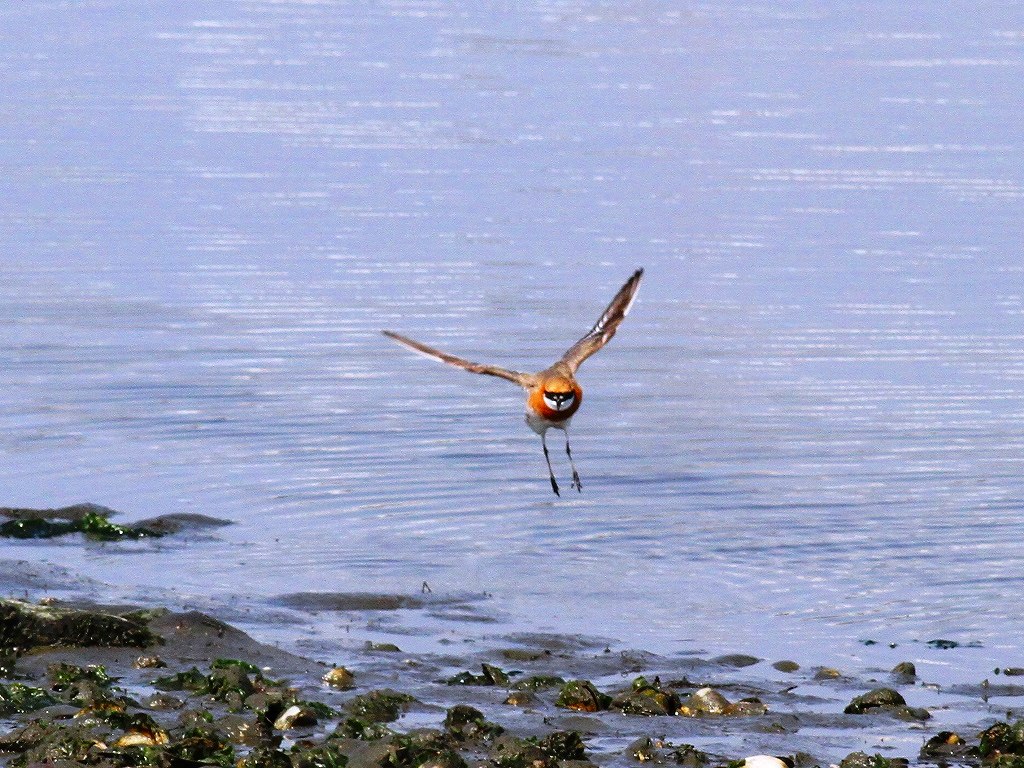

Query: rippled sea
[2,1,1023,678]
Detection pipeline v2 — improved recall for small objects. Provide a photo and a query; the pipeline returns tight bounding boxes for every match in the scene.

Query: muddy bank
[2,597,1024,768]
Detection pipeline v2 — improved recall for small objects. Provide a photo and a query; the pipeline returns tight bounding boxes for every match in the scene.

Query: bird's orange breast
[527,383,583,422]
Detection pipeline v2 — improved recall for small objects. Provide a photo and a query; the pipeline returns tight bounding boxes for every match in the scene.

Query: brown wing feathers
[381,330,534,387]
[559,268,643,371]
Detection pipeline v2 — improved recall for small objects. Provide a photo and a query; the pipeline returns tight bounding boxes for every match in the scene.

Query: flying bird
[383,268,643,496]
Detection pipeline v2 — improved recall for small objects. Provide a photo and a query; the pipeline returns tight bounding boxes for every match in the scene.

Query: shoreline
[2,597,1022,768]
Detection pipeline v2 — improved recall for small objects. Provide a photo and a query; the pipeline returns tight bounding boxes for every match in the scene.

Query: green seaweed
[0,598,161,655]
[0,510,163,541]
[48,662,117,691]
[0,682,58,715]
[345,689,415,723]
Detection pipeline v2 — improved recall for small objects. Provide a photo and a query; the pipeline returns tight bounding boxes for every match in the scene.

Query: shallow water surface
[2,0,1024,684]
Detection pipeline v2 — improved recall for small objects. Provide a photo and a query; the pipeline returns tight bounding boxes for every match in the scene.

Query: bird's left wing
[559,268,643,372]
[383,330,535,387]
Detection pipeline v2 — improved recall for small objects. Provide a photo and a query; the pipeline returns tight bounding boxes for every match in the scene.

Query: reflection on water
[2,0,1024,673]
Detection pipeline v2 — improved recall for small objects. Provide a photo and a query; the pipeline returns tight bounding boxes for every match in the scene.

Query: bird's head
[542,376,577,412]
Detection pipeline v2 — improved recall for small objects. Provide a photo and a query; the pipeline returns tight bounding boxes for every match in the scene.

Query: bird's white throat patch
[543,392,575,412]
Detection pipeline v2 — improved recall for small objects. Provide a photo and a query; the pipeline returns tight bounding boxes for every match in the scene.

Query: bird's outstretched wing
[382,330,535,387]
[559,268,643,372]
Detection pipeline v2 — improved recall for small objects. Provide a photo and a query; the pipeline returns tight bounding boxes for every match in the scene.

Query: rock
[627,736,660,762]
[0,598,160,655]
[323,666,355,689]
[345,689,415,723]
[843,687,905,714]
[712,653,761,668]
[669,744,709,767]
[556,680,611,712]
[273,703,319,730]
[613,679,680,716]
[676,687,731,716]
[920,731,975,761]
[772,660,800,673]
[443,704,503,742]
[813,667,842,680]
[890,661,916,677]
[978,720,1024,758]
[838,753,908,768]
[741,756,790,768]
[728,698,769,716]
[504,690,535,707]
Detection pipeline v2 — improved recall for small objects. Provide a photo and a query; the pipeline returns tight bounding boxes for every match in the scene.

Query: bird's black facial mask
[543,391,575,411]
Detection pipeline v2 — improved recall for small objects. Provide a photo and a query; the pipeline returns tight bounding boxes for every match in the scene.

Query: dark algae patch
[0,599,161,655]
[2,600,1024,768]
[0,503,230,541]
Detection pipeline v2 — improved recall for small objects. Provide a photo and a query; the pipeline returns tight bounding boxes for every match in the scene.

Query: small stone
[133,655,166,669]
[556,680,611,712]
[741,756,790,768]
[712,654,761,668]
[772,661,800,673]
[813,667,842,680]
[273,704,318,730]
[727,698,769,716]
[677,687,731,716]
[364,642,401,652]
[627,736,660,762]
[114,726,170,747]
[323,666,355,689]
[144,693,185,710]
[844,687,906,714]
[504,690,536,707]
[891,661,916,677]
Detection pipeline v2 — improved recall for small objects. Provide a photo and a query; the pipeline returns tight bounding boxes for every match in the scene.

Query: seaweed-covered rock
[626,736,660,762]
[331,716,395,741]
[837,752,908,768]
[537,731,587,761]
[511,674,566,692]
[291,742,351,768]
[445,662,510,686]
[443,704,504,742]
[0,681,57,715]
[843,687,905,714]
[920,731,976,761]
[345,689,415,723]
[489,734,553,768]
[979,720,1024,758]
[0,506,164,541]
[555,680,611,712]
[239,746,293,768]
[0,598,160,655]
[670,743,710,767]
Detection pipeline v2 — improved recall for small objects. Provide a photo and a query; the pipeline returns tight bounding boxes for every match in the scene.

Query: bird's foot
[571,471,582,492]
[549,475,561,496]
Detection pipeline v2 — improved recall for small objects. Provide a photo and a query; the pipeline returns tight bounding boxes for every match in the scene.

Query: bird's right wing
[383,330,535,387]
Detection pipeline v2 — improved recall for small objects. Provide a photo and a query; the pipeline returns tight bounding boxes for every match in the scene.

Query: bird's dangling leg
[541,432,560,496]
[565,435,582,492]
